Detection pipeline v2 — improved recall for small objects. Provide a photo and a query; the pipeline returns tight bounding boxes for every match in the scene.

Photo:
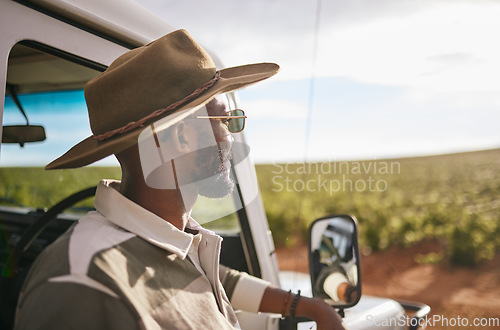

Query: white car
[0,1,430,329]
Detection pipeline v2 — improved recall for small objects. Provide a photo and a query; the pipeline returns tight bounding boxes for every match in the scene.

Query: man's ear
[173,121,192,153]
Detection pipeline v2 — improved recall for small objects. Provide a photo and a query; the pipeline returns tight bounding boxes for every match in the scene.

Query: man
[15,30,344,329]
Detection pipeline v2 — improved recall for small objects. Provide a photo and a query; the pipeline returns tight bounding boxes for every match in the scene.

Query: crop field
[1,148,499,267]
[0,166,120,210]
[256,148,500,267]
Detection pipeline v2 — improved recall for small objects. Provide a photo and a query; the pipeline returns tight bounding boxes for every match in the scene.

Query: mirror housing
[308,214,362,309]
[1,125,46,147]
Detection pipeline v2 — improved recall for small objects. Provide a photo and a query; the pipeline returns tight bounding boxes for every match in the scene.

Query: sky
[2,0,499,166]
[133,0,500,163]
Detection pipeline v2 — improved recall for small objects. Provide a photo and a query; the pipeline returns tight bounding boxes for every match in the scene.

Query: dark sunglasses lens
[228,110,245,133]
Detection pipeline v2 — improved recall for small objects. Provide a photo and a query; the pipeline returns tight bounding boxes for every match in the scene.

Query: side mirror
[308,214,361,309]
[1,125,46,147]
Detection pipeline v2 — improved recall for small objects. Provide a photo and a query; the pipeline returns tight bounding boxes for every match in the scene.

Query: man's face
[137,94,239,201]
[191,95,235,199]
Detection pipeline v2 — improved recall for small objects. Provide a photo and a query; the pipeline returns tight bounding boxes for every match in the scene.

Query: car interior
[0,42,252,329]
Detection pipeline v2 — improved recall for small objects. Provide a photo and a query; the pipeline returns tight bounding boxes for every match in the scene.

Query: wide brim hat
[46,29,279,170]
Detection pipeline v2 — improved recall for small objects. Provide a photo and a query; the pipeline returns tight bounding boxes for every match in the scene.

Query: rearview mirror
[308,215,361,308]
[1,125,46,146]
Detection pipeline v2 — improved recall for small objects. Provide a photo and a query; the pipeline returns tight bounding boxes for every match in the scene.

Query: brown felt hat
[46,29,279,170]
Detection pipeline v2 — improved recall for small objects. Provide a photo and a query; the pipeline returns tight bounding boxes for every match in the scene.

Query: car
[0,0,430,329]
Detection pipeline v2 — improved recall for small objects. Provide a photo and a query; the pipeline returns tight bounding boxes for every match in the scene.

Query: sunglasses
[197,109,247,133]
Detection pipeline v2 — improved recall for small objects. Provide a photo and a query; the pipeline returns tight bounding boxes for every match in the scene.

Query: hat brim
[45,62,279,170]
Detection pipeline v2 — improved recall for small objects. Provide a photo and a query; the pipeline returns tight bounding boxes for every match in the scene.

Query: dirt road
[276,240,500,329]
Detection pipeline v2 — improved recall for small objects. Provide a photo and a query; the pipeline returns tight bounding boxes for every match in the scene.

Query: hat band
[92,71,221,142]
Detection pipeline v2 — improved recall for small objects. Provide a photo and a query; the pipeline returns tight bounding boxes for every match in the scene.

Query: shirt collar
[93,179,215,260]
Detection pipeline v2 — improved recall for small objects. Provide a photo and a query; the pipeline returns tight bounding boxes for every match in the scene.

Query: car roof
[26,0,176,47]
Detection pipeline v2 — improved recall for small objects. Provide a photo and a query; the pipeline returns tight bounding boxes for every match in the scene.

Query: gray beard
[193,145,235,199]
[195,167,235,199]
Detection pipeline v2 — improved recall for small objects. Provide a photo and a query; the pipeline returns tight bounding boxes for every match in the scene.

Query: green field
[0,167,120,210]
[256,148,500,266]
[1,148,499,266]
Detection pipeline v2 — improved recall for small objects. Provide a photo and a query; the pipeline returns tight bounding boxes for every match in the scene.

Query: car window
[1,43,108,213]
[1,42,240,234]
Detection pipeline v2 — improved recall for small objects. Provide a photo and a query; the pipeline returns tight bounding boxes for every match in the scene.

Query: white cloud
[132,0,500,161]
[243,98,306,119]
[135,0,500,93]
[320,2,500,92]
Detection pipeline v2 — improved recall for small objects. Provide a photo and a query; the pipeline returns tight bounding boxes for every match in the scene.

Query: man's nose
[219,134,233,152]
[226,132,234,150]
[216,127,233,143]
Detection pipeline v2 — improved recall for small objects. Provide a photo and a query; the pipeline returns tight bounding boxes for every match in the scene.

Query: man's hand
[259,287,345,330]
[337,282,358,304]
[295,296,345,330]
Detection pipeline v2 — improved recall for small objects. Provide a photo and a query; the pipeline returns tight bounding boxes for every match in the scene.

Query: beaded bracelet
[290,290,301,318]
